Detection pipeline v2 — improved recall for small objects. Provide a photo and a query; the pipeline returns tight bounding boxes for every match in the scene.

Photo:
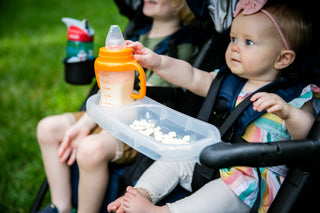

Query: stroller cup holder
[63,58,95,85]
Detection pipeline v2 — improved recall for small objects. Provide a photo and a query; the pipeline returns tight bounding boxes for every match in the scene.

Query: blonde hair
[264,2,312,54]
[171,0,195,24]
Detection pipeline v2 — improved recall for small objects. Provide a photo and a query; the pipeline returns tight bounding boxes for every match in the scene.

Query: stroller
[32,0,320,212]
[31,0,229,212]
[114,1,320,212]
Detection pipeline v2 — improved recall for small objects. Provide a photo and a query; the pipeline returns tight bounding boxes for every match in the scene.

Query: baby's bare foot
[122,186,168,213]
[107,196,125,213]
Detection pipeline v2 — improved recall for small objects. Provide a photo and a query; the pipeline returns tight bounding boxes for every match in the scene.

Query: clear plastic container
[86,94,221,162]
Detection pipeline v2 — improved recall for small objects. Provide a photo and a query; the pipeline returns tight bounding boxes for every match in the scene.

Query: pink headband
[233,0,290,50]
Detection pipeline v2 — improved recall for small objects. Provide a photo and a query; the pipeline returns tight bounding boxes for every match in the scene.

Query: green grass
[0,0,128,212]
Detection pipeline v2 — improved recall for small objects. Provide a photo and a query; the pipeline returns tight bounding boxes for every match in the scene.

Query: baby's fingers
[252,98,272,112]
[67,149,77,165]
[58,134,72,156]
[250,92,267,102]
[59,147,71,163]
[251,92,272,111]
[126,40,143,51]
[264,104,282,114]
[125,40,133,45]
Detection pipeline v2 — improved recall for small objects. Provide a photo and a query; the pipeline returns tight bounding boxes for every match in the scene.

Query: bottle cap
[62,17,94,42]
[105,25,126,49]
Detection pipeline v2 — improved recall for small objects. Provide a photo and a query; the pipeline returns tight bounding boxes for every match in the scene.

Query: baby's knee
[77,136,114,168]
[37,116,60,144]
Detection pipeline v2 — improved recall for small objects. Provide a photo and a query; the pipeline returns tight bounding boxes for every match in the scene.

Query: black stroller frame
[32,0,320,212]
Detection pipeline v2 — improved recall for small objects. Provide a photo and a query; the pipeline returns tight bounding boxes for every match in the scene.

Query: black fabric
[185,0,207,17]
[146,87,185,109]
[250,168,261,213]
[197,67,229,122]
[113,0,143,20]
[191,68,229,192]
[191,163,220,192]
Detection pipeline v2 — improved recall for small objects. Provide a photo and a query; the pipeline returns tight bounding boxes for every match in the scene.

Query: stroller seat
[31,0,230,212]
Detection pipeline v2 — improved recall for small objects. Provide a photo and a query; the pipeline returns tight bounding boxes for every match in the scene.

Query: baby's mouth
[231,57,240,63]
[145,0,157,4]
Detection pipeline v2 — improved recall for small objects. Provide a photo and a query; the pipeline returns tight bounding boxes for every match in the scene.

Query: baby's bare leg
[77,131,119,213]
[37,114,73,213]
[122,186,170,213]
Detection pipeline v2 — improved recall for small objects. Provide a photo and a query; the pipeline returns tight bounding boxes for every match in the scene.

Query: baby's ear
[274,50,296,70]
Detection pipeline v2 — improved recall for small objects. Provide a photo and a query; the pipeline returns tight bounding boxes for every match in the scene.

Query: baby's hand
[58,122,91,165]
[126,40,161,71]
[250,92,290,119]
[126,40,145,55]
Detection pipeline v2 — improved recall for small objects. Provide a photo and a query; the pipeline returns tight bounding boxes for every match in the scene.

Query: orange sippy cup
[94,25,146,106]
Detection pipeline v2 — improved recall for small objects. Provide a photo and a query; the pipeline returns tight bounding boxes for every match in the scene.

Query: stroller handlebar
[200,139,320,169]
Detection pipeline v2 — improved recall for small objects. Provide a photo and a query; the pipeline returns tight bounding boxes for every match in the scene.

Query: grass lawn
[0,0,128,211]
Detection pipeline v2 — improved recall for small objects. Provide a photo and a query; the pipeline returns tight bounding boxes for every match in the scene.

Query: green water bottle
[62,17,94,63]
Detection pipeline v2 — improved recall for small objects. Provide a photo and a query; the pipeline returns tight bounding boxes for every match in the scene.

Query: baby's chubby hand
[126,40,162,71]
[250,92,290,119]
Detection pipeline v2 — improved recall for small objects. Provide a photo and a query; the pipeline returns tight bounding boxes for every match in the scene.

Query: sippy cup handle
[130,61,146,99]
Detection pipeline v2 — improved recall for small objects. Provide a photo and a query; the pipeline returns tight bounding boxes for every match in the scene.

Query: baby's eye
[231,37,237,43]
[245,39,254,46]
